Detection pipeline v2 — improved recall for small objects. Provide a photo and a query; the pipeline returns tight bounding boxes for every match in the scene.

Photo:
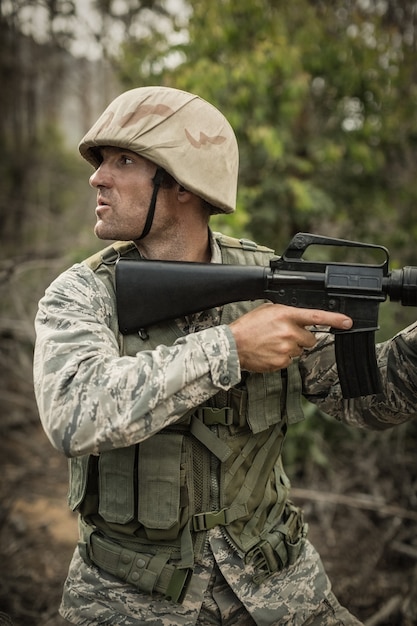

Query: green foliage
[0,123,96,258]
[282,401,361,479]
[116,0,417,269]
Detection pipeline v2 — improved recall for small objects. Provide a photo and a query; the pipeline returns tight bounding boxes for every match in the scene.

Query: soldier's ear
[177,184,193,203]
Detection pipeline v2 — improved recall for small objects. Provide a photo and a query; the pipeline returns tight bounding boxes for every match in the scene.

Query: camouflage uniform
[33,230,417,626]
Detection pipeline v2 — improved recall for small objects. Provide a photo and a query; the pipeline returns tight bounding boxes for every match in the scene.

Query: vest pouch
[245,365,304,433]
[98,446,136,524]
[138,433,184,541]
[246,372,283,433]
[246,501,308,585]
[68,455,90,512]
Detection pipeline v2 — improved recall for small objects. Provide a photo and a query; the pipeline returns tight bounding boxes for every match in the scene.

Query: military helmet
[78,86,238,214]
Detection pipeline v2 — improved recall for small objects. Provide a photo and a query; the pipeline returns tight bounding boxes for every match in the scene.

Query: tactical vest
[69,233,307,602]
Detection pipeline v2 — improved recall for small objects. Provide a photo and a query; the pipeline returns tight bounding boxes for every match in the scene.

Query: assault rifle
[115,232,417,399]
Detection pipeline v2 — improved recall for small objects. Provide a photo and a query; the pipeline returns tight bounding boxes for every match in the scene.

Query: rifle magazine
[334,331,383,399]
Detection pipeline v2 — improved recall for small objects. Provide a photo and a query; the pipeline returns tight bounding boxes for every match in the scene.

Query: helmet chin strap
[137,167,165,241]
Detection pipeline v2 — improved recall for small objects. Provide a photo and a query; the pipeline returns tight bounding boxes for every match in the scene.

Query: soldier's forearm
[303,322,417,429]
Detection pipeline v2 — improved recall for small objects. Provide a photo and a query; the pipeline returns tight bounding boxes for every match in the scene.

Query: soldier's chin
[94,222,114,241]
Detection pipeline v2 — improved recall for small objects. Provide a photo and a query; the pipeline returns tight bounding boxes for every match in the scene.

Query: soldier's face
[89,147,161,241]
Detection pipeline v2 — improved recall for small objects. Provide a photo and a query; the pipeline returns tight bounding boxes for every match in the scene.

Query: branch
[391,541,417,560]
[291,487,417,522]
[364,595,403,626]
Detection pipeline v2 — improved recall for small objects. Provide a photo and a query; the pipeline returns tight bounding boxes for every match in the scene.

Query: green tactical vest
[68,233,307,596]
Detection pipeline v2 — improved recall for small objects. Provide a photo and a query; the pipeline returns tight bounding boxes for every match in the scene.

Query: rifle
[115,232,417,399]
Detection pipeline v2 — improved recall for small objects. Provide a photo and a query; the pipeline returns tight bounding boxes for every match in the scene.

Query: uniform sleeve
[299,323,417,430]
[33,263,241,457]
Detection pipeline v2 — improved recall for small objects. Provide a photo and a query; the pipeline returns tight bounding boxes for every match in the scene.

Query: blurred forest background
[1,0,417,624]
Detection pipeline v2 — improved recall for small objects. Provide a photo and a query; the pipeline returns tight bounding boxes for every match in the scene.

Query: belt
[78,519,192,603]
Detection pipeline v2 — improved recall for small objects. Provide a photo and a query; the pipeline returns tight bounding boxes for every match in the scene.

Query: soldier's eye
[121,155,134,165]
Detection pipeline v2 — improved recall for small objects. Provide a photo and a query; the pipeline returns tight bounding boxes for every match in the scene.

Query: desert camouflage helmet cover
[79,86,239,214]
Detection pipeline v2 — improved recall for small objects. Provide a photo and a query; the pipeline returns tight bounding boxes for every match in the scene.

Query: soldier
[34,86,417,625]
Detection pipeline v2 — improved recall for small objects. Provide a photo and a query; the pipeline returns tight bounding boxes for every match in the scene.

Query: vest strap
[79,518,192,603]
[192,503,248,532]
[190,415,233,462]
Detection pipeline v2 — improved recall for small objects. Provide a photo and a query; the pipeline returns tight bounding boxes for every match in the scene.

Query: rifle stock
[116,261,269,330]
[115,233,417,399]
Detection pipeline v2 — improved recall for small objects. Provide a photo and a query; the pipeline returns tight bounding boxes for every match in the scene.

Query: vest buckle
[196,406,234,426]
[192,508,228,531]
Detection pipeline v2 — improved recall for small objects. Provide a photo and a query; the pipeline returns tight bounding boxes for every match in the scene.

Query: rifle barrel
[385,267,417,307]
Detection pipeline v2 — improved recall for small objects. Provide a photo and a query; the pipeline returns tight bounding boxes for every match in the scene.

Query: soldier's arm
[33,264,240,458]
[300,322,417,429]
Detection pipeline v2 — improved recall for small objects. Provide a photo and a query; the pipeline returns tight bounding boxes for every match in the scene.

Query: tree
[117,0,417,269]
[0,0,175,255]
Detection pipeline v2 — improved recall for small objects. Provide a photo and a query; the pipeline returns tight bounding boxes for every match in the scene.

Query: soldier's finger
[287,307,353,330]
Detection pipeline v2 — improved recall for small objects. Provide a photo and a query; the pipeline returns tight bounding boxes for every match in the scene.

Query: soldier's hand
[229,303,353,372]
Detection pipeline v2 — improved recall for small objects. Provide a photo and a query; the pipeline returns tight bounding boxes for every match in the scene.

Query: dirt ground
[1,417,417,626]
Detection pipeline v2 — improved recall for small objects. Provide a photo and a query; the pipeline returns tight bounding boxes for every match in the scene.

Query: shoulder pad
[83,241,137,271]
[213,232,274,253]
